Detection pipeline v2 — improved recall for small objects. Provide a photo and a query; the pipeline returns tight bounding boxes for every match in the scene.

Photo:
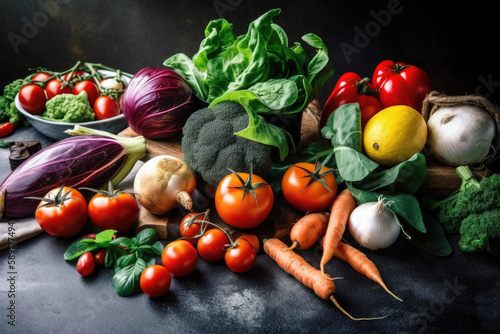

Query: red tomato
[87,190,139,233]
[32,72,51,82]
[320,72,382,128]
[76,252,95,277]
[64,70,87,82]
[0,122,14,137]
[372,60,434,111]
[93,96,120,120]
[94,249,107,266]
[197,228,230,262]
[239,234,260,254]
[215,171,274,229]
[35,187,88,237]
[18,84,47,114]
[140,265,172,298]
[225,238,257,274]
[73,80,100,106]
[179,212,206,245]
[45,79,72,100]
[161,240,198,277]
[281,161,337,212]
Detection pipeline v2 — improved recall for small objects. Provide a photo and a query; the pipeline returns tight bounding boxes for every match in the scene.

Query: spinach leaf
[321,103,378,181]
[163,53,207,100]
[348,184,426,233]
[113,257,147,297]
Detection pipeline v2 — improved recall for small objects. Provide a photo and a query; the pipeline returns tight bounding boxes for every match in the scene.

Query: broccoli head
[0,79,25,127]
[458,208,500,255]
[181,101,272,187]
[437,166,500,234]
[43,91,95,123]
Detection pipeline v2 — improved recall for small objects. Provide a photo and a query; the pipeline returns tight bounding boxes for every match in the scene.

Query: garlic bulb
[348,197,402,250]
[427,105,496,166]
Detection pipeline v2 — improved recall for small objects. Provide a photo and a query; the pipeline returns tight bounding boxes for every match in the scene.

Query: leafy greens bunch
[164,8,333,160]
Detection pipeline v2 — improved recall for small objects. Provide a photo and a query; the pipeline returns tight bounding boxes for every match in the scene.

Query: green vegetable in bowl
[432,165,500,254]
[42,91,95,123]
[181,101,272,187]
[0,79,26,127]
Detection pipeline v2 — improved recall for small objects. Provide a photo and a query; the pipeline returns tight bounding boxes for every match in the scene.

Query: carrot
[288,212,329,250]
[320,188,356,277]
[320,238,402,302]
[264,238,387,321]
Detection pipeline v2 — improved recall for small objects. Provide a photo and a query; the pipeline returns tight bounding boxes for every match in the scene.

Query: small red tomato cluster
[321,59,434,128]
[17,62,126,120]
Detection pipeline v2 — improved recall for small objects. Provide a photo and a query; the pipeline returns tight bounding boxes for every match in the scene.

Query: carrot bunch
[264,188,401,320]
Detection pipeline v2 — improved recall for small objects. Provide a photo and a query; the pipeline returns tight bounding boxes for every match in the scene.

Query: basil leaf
[405,212,452,256]
[64,238,98,261]
[104,244,126,269]
[94,229,116,246]
[113,257,147,297]
[115,253,138,271]
[150,241,165,256]
[135,228,159,246]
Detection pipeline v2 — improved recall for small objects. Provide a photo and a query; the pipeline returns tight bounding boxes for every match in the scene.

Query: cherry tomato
[179,212,206,245]
[64,70,87,82]
[197,228,230,262]
[161,240,198,277]
[87,189,139,233]
[32,72,51,82]
[93,96,121,120]
[94,249,107,266]
[73,80,100,106]
[140,265,172,298]
[0,122,15,137]
[18,84,47,114]
[372,60,434,111]
[239,234,260,254]
[76,252,95,277]
[34,187,88,238]
[320,72,382,128]
[225,238,257,274]
[281,161,337,212]
[45,79,72,100]
[215,171,274,229]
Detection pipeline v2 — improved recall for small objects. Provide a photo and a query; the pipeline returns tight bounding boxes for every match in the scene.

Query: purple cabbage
[121,67,195,139]
[0,126,145,219]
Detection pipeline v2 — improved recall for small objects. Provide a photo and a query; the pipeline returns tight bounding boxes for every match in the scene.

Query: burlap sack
[421,91,500,166]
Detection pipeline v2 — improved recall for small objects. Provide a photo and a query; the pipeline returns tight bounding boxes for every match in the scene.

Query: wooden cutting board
[118,101,489,244]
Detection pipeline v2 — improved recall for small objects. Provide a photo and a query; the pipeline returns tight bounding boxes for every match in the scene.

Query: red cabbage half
[0,126,146,219]
[121,67,195,139]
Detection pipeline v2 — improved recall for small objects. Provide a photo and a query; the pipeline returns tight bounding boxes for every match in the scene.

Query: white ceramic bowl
[14,70,130,141]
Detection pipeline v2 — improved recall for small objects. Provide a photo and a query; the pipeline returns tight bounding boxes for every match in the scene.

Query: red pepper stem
[356,77,376,95]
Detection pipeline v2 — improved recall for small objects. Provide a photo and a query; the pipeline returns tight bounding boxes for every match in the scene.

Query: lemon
[363,105,427,167]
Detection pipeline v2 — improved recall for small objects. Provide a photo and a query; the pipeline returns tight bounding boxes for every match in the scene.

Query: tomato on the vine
[76,252,95,277]
[94,249,107,266]
[281,158,337,212]
[33,187,88,237]
[85,182,139,233]
[64,70,87,82]
[225,238,257,274]
[45,79,72,100]
[32,72,51,82]
[140,265,172,298]
[215,169,274,229]
[18,84,47,114]
[179,212,206,245]
[161,240,198,277]
[73,80,100,106]
[93,96,120,120]
[197,228,230,262]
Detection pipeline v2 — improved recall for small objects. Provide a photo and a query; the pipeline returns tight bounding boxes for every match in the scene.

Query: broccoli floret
[181,101,272,187]
[458,208,500,255]
[0,79,25,127]
[437,166,500,234]
[43,91,95,123]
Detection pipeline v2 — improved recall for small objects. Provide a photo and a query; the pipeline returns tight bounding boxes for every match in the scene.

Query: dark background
[1,1,500,333]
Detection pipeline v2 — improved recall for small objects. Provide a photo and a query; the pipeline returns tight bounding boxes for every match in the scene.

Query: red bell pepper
[320,72,382,128]
[372,60,434,111]
[0,122,14,137]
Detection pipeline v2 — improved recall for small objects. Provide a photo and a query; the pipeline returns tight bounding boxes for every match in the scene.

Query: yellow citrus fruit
[363,105,427,167]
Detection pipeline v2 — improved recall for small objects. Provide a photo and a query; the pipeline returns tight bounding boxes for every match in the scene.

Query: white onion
[426,105,496,166]
[348,197,403,250]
